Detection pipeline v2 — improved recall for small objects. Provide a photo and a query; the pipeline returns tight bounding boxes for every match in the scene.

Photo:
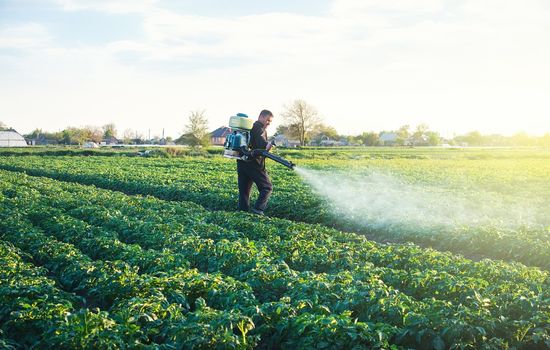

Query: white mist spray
[294,166,543,232]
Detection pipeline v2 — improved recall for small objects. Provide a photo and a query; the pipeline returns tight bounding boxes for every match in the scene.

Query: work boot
[250,207,264,216]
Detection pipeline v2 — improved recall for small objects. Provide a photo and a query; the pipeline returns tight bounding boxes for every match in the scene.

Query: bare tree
[83,125,103,143]
[184,110,210,147]
[281,99,321,146]
[275,124,300,139]
[123,128,135,144]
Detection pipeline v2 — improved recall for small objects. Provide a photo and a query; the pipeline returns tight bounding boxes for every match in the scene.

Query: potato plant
[0,170,548,349]
[0,148,548,268]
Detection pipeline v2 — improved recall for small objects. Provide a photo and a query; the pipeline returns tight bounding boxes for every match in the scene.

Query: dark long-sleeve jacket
[248,120,268,169]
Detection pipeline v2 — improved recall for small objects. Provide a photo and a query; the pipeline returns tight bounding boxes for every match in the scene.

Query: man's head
[258,109,273,128]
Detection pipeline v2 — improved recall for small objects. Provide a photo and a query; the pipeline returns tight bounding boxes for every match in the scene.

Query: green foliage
[182,110,211,148]
[102,123,117,139]
[0,169,548,348]
[1,148,548,267]
[0,148,549,348]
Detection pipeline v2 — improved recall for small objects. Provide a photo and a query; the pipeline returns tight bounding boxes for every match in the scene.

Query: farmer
[237,109,275,215]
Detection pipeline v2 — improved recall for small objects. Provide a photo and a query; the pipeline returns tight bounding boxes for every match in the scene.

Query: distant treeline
[5,120,550,148]
[451,131,550,147]
[0,146,220,158]
[279,121,550,147]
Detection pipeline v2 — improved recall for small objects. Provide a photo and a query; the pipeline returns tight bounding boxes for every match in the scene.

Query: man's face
[261,114,274,128]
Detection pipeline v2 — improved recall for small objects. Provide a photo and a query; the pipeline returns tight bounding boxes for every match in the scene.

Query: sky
[1,0,549,139]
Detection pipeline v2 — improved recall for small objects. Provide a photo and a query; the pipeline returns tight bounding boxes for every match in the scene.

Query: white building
[83,141,99,148]
[0,130,28,147]
[274,134,301,148]
[379,132,398,146]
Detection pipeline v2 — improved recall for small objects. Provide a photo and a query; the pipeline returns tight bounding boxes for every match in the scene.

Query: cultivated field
[0,147,548,349]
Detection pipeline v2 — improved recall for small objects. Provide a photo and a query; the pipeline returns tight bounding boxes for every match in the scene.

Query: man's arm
[251,123,269,150]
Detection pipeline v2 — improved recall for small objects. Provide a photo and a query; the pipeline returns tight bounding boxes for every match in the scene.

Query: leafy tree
[345,135,363,146]
[58,126,100,145]
[84,126,103,143]
[411,123,429,146]
[175,133,194,145]
[426,131,441,146]
[24,129,63,144]
[61,128,85,145]
[396,125,410,145]
[511,132,537,146]
[281,99,322,146]
[103,123,117,139]
[450,131,550,147]
[454,131,484,146]
[26,128,43,139]
[359,132,380,146]
[184,110,210,147]
[311,123,339,144]
[0,121,7,131]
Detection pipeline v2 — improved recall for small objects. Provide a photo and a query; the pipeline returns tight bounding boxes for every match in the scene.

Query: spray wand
[247,148,295,170]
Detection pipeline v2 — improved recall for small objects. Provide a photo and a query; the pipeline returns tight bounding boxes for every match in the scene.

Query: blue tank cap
[236,113,248,118]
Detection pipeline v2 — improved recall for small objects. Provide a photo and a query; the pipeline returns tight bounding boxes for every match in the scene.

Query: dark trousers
[237,161,273,212]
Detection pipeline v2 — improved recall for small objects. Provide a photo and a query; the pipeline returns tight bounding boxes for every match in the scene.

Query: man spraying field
[237,110,274,215]
[222,110,294,215]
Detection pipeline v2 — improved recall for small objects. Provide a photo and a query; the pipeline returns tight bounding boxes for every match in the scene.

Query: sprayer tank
[229,113,254,130]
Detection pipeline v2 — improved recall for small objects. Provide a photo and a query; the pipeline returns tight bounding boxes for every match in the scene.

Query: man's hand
[267,137,277,151]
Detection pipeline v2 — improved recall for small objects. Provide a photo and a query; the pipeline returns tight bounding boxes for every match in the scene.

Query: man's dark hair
[259,109,273,118]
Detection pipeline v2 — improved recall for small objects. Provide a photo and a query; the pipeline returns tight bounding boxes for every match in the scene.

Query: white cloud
[0,23,52,49]
[1,0,549,136]
[137,10,337,63]
[331,0,445,17]
[54,0,157,13]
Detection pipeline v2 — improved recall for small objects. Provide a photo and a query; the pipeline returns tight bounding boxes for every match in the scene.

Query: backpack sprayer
[223,113,295,170]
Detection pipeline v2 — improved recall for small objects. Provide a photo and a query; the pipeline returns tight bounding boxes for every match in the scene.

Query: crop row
[0,155,547,269]
[0,176,400,349]
[1,170,548,349]
[2,145,549,160]
[0,241,151,349]
[1,169,546,296]
[0,201,284,349]
[0,198,267,347]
